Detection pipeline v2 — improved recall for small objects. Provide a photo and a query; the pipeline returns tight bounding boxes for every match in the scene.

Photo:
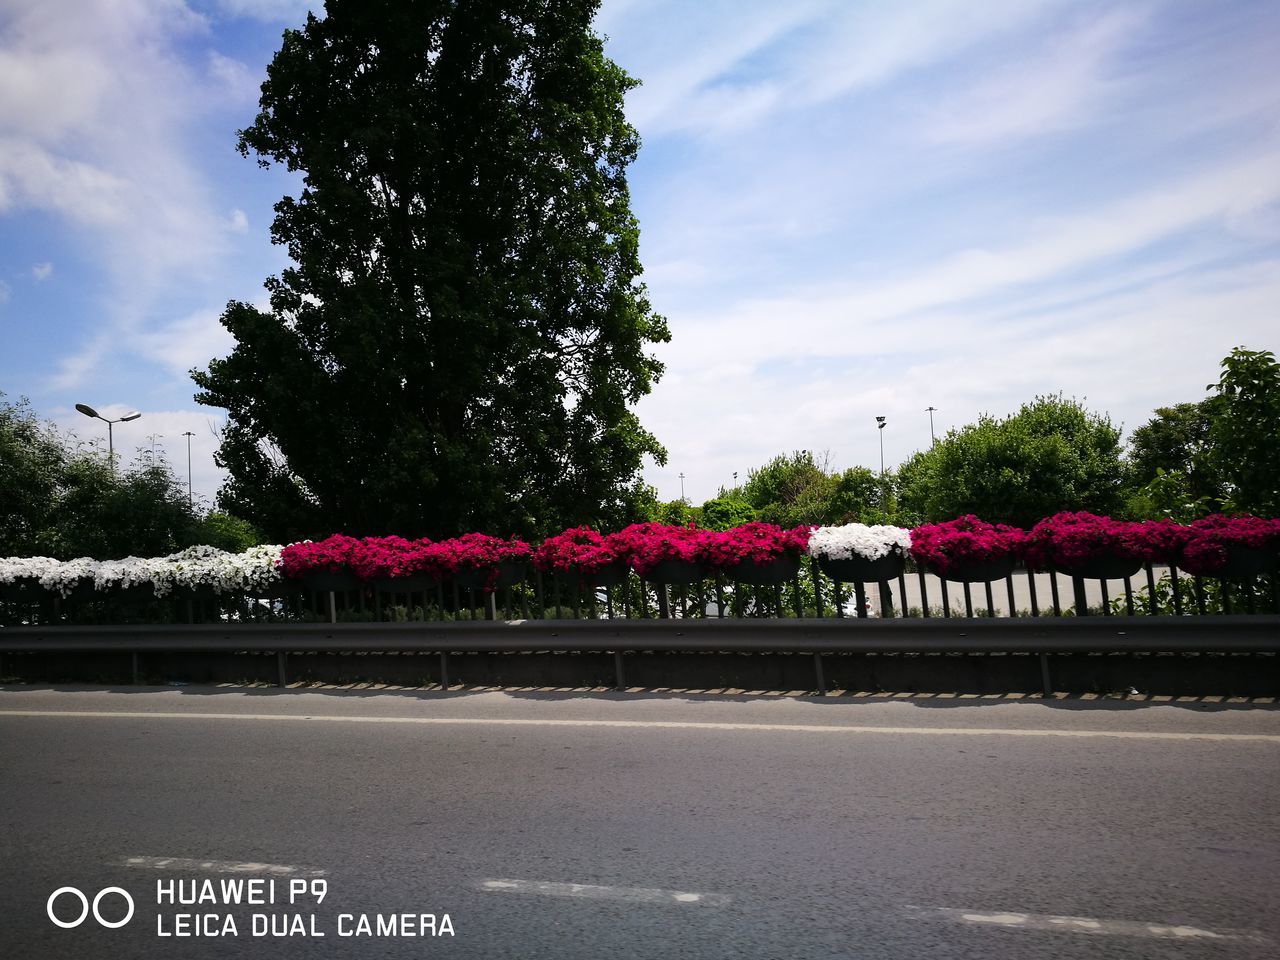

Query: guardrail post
[327,591,337,624]
[439,652,450,691]
[1038,653,1052,697]
[276,651,288,688]
[614,650,625,691]
[813,653,826,695]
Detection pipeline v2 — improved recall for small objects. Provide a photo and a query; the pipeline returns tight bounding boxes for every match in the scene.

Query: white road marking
[119,856,326,877]
[0,709,1277,742]
[478,879,729,906]
[905,905,1267,943]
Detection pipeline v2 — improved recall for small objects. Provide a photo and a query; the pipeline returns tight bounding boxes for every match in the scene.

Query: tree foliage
[897,395,1124,527]
[0,393,259,559]
[1206,346,1280,515]
[194,0,669,543]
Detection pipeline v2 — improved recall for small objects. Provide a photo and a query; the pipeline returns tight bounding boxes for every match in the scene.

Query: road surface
[1,685,1277,958]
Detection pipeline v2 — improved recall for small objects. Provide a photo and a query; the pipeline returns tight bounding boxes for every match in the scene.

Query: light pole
[183,431,195,509]
[876,416,887,511]
[75,403,140,474]
[678,472,686,503]
[926,406,937,445]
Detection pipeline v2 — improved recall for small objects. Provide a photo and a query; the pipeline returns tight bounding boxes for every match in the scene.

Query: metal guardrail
[2,616,1276,694]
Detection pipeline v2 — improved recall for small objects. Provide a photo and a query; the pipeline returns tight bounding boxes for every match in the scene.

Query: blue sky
[1,0,1278,507]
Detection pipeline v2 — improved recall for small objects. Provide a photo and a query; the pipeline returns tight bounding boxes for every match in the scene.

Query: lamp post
[183,431,195,509]
[926,406,937,445]
[75,403,140,474]
[678,472,686,503]
[876,416,887,511]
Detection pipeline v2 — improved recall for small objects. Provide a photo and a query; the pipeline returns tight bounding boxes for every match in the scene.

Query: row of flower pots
[278,513,1280,593]
[3,514,1277,605]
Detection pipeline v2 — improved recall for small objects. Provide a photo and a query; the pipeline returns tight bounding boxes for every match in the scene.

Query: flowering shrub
[532,527,623,574]
[347,536,434,580]
[279,535,363,580]
[425,534,532,574]
[807,523,911,561]
[704,522,811,568]
[1024,513,1182,570]
[909,516,1028,573]
[1178,515,1280,575]
[609,523,717,577]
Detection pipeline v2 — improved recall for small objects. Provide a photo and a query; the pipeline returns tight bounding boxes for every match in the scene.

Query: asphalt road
[1,685,1277,959]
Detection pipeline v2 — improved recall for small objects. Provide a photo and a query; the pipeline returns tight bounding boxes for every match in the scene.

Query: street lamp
[925,406,937,445]
[183,431,196,509]
[678,472,686,503]
[75,403,141,474]
[875,416,887,511]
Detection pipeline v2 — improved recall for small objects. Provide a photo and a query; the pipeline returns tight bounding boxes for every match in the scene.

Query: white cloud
[615,0,1072,137]
[226,207,248,233]
[921,8,1146,145]
[134,308,235,379]
[671,147,1280,363]
[0,0,243,388]
[207,50,259,102]
[31,261,52,280]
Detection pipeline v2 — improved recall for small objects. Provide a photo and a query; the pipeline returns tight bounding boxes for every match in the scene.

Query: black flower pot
[243,580,300,600]
[816,552,905,583]
[173,584,220,602]
[59,578,98,603]
[370,574,438,595]
[1209,544,1278,581]
[110,582,158,604]
[0,577,42,602]
[641,559,708,586]
[935,554,1017,583]
[722,554,802,585]
[453,561,526,592]
[552,560,630,589]
[302,570,361,593]
[1054,555,1143,580]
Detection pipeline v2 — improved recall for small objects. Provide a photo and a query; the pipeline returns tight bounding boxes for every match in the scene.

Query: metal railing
[2,559,1277,627]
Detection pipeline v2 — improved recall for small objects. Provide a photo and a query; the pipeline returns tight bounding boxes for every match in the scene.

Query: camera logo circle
[47,886,134,929]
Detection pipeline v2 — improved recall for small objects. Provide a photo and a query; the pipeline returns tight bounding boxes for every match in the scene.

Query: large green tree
[194,0,669,542]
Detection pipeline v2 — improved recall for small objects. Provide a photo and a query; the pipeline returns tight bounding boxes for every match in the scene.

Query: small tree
[1206,346,1280,515]
[897,395,1124,527]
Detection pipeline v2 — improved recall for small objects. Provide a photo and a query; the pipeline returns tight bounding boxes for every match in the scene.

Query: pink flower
[1177,514,1280,575]
[909,516,1028,573]
[532,527,624,574]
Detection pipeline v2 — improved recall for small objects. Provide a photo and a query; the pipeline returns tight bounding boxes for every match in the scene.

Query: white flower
[806,523,912,561]
[2,545,285,597]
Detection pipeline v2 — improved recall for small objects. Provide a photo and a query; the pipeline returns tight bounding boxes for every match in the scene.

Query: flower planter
[58,578,98,603]
[552,561,630,589]
[934,555,1017,583]
[1208,544,1277,581]
[722,554,802,585]
[370,574,438,594]
[109,583,159,604]
[816,552,905,584]
[302,570,361,593]
[0,577,41,602]
[641,559,708,586]
[453,561,526,592]
[1054,556,1143,580]
[242,581,298,600]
